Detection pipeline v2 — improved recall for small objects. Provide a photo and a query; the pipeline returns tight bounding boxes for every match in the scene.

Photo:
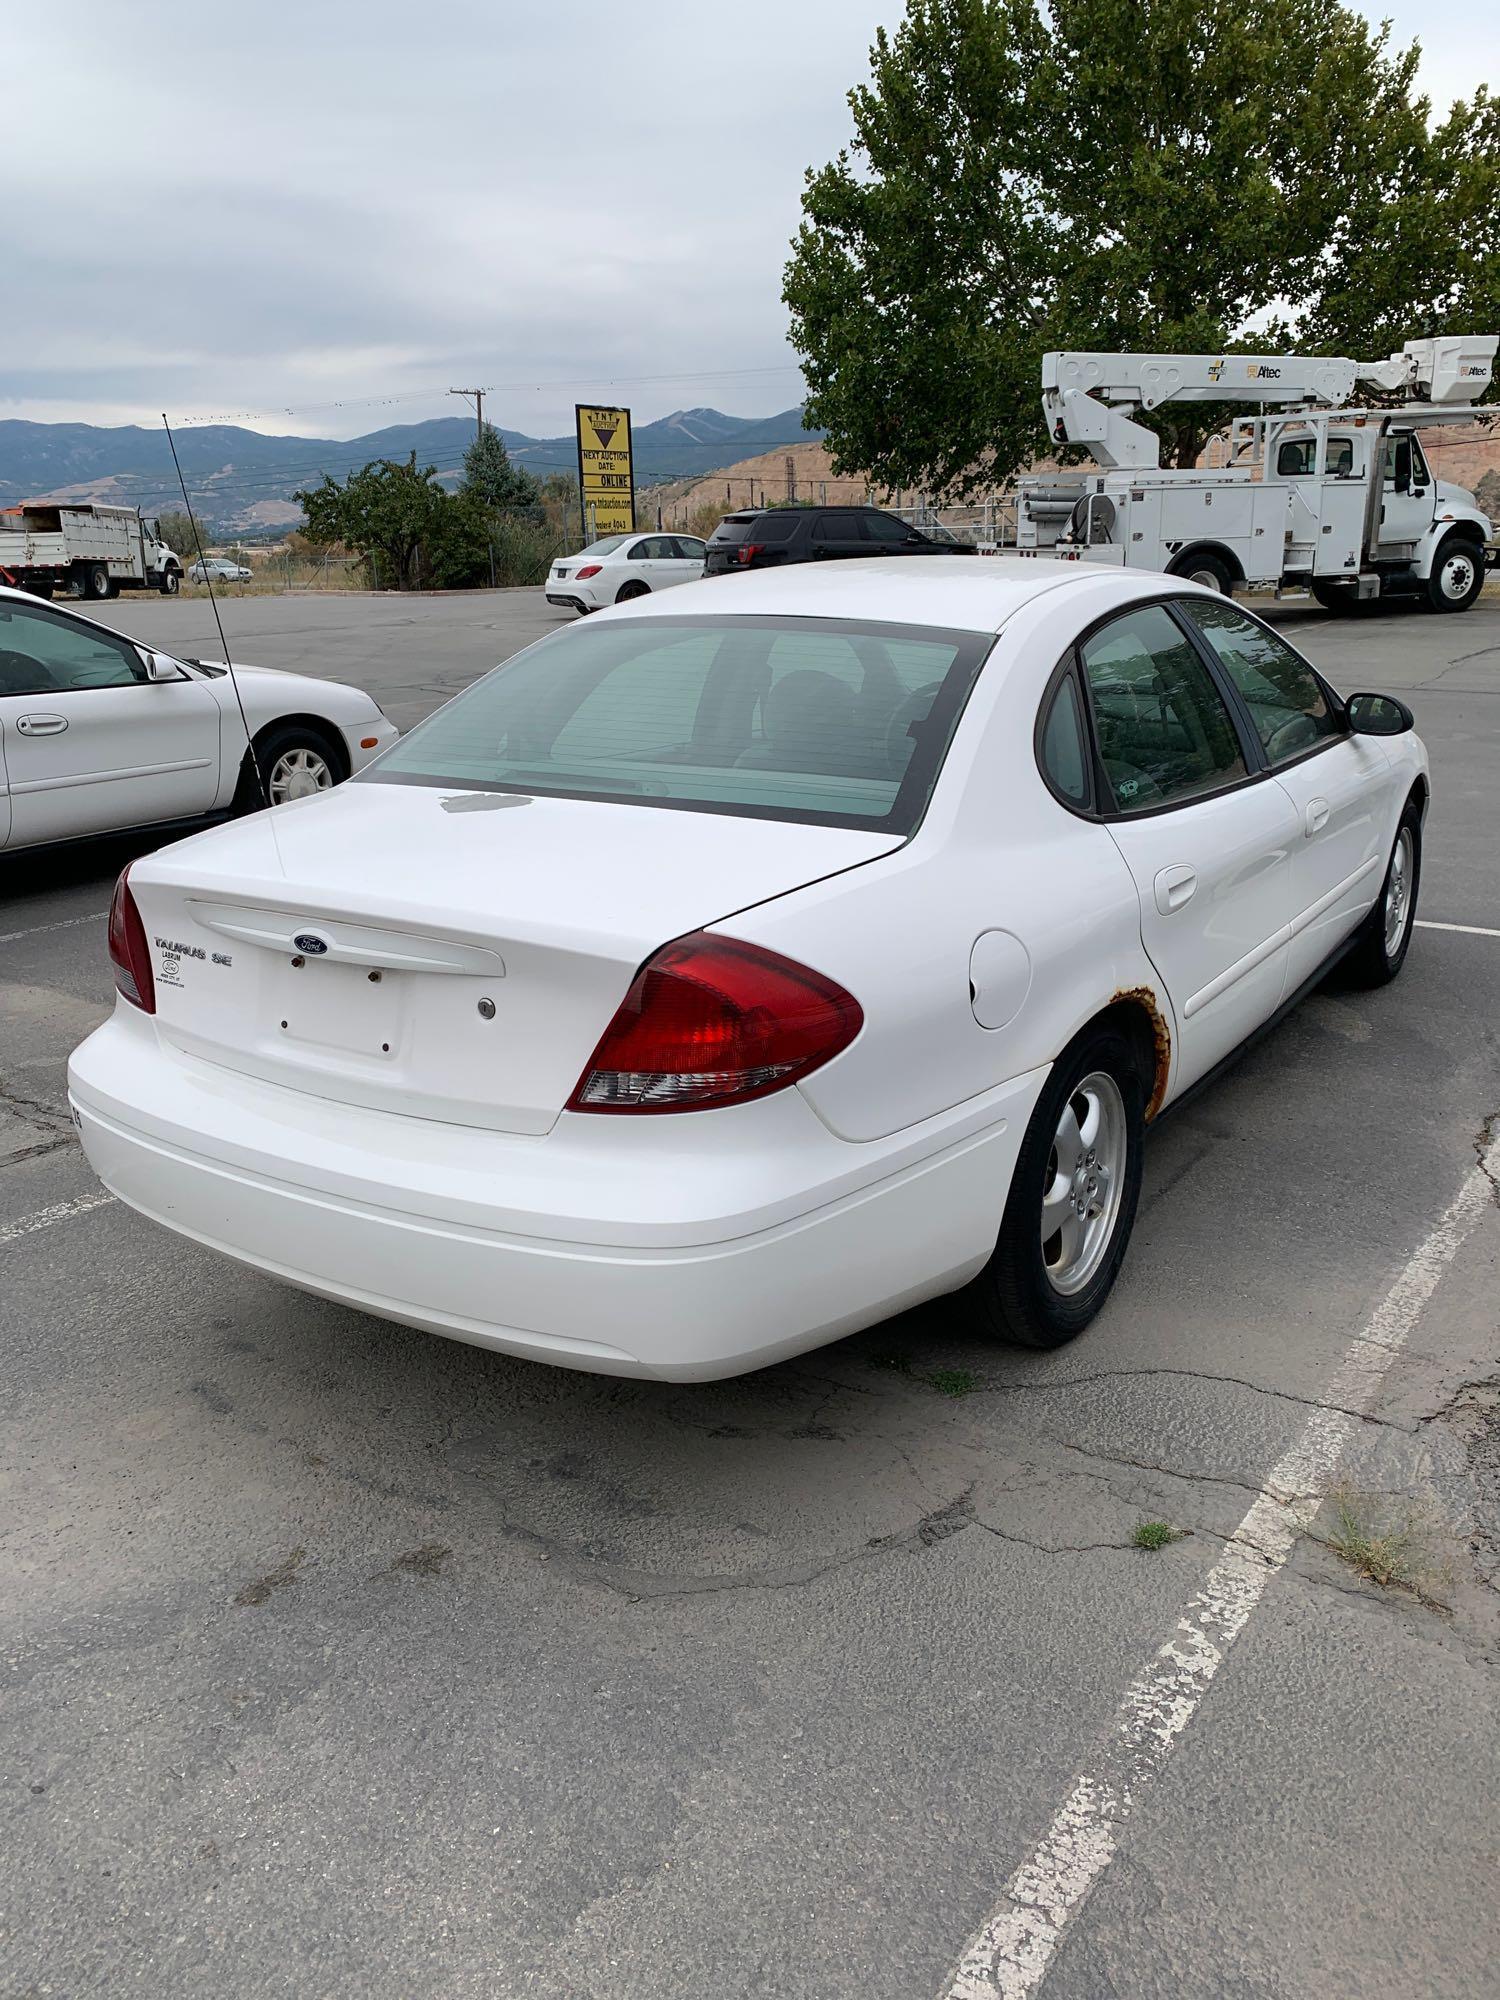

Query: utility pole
[449,387,489,444]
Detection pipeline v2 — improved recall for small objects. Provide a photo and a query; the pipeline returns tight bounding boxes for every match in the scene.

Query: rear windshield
[363,614,993,833]
[709,517,756,544]
[574,534,631,558]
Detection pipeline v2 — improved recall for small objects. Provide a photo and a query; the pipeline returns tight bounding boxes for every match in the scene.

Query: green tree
[784,0,1500,494]
[155,510,201,558]
[461,423,543,519]
[295,454,447,589]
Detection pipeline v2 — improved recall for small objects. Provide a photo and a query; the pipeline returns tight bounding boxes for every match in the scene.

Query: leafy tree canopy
[784,0,1500,491]
[295,454,448,589]
[154,510,200,558]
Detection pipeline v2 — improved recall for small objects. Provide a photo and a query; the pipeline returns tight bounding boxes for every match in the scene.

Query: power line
[180,362,807,428]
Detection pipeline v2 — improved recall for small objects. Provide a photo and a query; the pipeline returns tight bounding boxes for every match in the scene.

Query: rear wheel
[963,1023,1146,1349]
[1345,801,1421,987]
[1425,537,1484,613]
[1169,550,1233,595]
[24,577,54,599]
[615,579,650,603]
[84,562,111,600]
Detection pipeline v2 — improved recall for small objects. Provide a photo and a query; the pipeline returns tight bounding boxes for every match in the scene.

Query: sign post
[574,405,635,541]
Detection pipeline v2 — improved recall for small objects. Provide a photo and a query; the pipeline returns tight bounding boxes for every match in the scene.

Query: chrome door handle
[1154,864,1197,915]
[16,713,68,735]
[1305,798,1330,835]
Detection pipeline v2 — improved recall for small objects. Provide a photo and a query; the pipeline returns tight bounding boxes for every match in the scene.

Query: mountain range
[0,406,824,532]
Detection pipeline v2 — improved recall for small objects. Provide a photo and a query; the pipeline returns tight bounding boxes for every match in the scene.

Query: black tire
[236,722,346,812]
[84,563,110,600]
[24,577,54,599]
[1311,580,1355,613]
[1344,798,1422,987]
[1168,550,1233,595]
[964,1023,1147,1350]
[615,579,650,603]
[159,568,180,596]
[1425,536,1485,614]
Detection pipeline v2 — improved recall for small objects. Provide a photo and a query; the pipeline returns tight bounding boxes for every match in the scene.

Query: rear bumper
[68,1011,1042,1380]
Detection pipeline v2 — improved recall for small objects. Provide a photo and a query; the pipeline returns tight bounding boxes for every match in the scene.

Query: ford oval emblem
[293,932,329,956]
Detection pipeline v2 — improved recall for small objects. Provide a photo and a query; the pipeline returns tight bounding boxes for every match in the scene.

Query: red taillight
[734,544,765,566]
[107,864,156,1014]
[568,933,862,1114]
[574,563,603,580]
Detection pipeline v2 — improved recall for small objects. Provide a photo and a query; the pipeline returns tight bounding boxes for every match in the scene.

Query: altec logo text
[1246,364,1282,381]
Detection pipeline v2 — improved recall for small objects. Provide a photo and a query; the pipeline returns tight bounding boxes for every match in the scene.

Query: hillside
[0,405,824,532]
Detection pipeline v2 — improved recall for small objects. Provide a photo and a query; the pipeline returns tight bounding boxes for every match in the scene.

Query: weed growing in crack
[1325,1486,1450,1595]
[1132,1521,1187,1551]
[928,1368,978,1398]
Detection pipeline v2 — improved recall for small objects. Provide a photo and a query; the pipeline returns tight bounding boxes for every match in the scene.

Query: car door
[667,536,707,585]
[0,598,222,848]
[1077,600,1298,1094]
[1177,597,1397,991]
[1376,430,1434,552]
[810,511,869,561]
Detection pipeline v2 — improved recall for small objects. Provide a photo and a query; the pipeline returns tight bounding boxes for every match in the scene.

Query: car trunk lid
[127,782,898,1134]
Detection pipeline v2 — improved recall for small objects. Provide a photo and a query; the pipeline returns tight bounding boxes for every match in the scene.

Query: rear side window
[813,512,866,543]
[670,537,706,559]
[1277,438,1316,477]
[1038,671,1091,808]
[1178,599,1339,766]
[365,614,993,833]
[1081,604,1247,812]
[749,513,802,544]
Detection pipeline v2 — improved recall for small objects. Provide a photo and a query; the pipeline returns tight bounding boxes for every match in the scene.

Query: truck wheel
[1425,538,1484,613]
[1168,551,1233,595]
[159,569,180,596]
[24,577,54,600]
[84,563,110,600]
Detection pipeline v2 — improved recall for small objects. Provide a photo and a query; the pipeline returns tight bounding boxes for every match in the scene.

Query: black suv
[703,506,974,575]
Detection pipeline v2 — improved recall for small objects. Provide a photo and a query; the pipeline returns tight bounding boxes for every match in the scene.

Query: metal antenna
[161,413,268,806]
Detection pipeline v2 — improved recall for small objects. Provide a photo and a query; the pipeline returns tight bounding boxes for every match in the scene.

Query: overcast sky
[4,0,1494,441]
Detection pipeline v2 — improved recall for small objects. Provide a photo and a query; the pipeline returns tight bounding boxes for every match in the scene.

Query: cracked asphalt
[3,589,1499,1999]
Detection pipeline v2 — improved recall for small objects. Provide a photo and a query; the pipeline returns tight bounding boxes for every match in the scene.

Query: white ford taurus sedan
[0,586,397,852]
[68,560,1426,1379]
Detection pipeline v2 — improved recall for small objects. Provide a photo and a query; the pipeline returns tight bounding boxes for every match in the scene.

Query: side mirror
[1392,438,1412,494]
[1346,691,1414,736]
[140,649,183,683]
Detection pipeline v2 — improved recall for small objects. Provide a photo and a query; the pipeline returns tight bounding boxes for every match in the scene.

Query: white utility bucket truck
[0,503,183,601]
[1015,334,1497,612]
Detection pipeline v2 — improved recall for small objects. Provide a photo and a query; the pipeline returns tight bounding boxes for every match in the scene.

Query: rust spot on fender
[1111,986,1171,1121]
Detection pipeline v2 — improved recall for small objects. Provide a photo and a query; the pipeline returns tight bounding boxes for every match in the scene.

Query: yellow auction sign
[575,404,635,537]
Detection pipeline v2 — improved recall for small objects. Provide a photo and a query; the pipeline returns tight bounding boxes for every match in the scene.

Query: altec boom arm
[1042,336,1497,469]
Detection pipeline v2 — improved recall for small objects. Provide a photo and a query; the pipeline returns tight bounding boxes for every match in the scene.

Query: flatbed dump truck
[1016,334,1497,612]
[0,503,182,600]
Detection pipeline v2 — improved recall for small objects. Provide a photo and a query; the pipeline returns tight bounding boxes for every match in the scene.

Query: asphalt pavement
[3,586,1498,2000]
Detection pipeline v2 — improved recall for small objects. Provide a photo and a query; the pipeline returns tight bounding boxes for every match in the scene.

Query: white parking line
[0,1190,115,1247]
[0,909,109,945]
[942,1128,1499,2000]
[1416,919,1500,939]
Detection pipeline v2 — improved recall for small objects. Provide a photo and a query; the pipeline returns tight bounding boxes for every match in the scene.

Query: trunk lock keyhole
[477,997,496,1020]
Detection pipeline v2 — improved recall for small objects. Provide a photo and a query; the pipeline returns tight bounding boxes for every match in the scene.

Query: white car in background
[188,557,253,584]
[0,586,397,852]
[70,560,1425,1381]
[546,532,706,614]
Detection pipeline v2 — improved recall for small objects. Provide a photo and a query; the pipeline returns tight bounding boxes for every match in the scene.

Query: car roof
[603,554,1163,635]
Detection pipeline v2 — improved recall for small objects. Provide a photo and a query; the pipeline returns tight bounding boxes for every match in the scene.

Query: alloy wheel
[266,745,335,804]
[1040,1071,1128,1296]
[1384,826,1415,956]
